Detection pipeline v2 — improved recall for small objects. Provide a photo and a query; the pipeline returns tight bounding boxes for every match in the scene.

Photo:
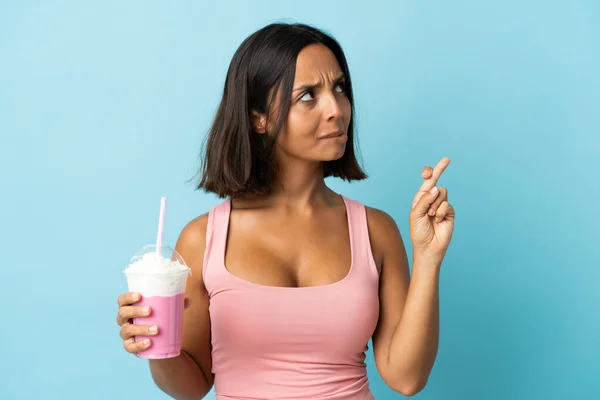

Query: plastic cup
[123,245,190,359]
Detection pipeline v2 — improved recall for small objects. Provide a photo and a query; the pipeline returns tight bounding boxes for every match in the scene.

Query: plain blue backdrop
[1,1,598,399]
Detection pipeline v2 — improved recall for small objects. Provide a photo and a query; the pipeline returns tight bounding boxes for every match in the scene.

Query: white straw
[156,197,166,256]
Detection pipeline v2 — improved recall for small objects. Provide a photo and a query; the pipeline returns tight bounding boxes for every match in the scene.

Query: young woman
[116,23,455,400]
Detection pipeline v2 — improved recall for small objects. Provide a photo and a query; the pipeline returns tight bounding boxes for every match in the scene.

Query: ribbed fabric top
[202,196,380,400]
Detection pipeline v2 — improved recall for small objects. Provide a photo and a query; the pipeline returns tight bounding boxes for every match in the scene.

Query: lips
[320,130,345,139]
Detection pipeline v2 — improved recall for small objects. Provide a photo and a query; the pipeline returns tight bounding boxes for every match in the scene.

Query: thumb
[413,186,439,215]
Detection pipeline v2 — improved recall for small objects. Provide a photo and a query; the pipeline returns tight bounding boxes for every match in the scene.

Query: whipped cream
[125,252,189,274]
[124,252,190,297]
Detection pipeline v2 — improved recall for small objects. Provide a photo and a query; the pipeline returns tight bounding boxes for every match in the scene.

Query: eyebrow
[292,73,346,92]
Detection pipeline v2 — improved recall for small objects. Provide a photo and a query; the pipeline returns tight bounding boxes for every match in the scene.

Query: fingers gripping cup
[123,197,191,359]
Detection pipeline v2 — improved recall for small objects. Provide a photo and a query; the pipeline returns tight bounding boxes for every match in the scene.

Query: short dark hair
[196,22,367,199]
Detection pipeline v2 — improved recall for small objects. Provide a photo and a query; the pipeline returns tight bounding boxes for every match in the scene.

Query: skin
[116,43,455,398]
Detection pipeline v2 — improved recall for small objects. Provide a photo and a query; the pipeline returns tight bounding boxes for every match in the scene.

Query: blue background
[1,1,598,399]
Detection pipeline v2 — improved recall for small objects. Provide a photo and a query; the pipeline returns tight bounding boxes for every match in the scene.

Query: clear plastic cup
[123,245,190,359]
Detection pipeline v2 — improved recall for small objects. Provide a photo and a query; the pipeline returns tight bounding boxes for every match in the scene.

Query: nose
[324,92,344,121]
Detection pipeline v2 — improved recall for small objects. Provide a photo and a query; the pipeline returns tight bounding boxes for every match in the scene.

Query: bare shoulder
[365,206,401,248]
[178,213,210,245]
[364,206,405,266]
[175,213,210,275]
[364,206,400,235]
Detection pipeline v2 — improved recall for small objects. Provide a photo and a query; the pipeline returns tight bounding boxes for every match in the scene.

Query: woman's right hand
[116,292,158,355]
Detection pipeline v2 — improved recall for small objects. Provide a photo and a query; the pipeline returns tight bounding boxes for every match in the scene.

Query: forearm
[388,254,441,391]
[149,351,212,400]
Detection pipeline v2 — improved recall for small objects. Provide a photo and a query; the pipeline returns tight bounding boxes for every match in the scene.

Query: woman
[116,23,455,399]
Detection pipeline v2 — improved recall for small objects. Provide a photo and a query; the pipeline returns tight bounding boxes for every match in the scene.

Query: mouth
[320,130,345,139]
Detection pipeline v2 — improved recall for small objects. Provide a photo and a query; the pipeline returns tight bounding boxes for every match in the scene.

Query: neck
[269,158,330,208]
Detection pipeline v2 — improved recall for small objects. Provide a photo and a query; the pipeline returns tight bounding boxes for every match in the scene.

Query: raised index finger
[417,157,450,192]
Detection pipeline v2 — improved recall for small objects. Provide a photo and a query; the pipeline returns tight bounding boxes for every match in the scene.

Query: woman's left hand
[409,157,456,263]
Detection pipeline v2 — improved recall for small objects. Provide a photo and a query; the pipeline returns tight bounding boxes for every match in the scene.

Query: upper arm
[174,213,214,387]
[366,207,411,384]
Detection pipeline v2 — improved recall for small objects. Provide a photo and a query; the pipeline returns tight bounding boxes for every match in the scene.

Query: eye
[335,82,346,93]
[299,90,315,102]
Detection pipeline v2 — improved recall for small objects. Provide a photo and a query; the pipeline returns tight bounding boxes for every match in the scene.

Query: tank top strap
[342,196,379,280]
[202,198,231,285]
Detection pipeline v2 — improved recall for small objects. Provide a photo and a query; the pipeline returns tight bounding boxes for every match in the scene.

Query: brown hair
[196,22,367,199]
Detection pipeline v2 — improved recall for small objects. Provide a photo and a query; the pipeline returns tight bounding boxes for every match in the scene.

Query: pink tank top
[202,196,380,400]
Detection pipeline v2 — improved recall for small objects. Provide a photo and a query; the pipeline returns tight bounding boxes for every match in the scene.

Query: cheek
[279,108,320,146]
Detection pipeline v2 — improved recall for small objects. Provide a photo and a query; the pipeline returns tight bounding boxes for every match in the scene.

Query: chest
[224,208,353,288]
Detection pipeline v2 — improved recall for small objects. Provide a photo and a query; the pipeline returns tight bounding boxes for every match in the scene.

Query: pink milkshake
[123,197,191,359]
[124,247,190,359]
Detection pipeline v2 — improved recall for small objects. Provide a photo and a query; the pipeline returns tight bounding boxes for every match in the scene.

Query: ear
[251,110,267,134]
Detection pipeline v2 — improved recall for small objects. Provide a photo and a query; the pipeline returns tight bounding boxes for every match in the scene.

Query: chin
[322,148,346,161]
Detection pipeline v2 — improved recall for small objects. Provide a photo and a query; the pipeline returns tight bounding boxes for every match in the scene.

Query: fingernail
[143,339,150,345]
[428,208,435,216]
[149,326,158,333]
[142,306,150,314]
[430,186,438,195]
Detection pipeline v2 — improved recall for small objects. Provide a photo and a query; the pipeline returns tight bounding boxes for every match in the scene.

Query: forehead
[294,44,343,83]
